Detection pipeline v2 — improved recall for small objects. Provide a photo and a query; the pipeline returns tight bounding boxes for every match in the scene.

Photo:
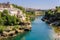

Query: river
[16,16,54,40]
[2,16,54,40]
[24,16,54,40]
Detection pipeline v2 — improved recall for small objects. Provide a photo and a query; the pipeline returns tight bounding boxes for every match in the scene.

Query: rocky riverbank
[42,17,60,40]
[0,21,31,38]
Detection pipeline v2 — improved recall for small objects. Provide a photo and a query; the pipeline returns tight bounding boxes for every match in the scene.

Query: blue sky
[0,0,60,9]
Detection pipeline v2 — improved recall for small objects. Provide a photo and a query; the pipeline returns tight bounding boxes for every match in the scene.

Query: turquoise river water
[2,16,54,40]
[15,16,54,40]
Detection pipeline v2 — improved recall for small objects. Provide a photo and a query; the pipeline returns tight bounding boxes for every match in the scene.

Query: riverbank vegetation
[0,9,25,37]
[42,6,60,26]
[42,6,60,33]
[0,10,20,26]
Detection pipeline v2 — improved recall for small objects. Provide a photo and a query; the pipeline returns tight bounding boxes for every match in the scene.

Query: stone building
[0,2,13,8]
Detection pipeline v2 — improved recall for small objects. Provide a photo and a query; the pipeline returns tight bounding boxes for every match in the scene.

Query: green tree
[2,10,9,17]
[0,18,4,25]
[0,12,2,18]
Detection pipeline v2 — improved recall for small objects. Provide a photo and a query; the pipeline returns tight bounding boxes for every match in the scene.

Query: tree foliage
[0,10,21,26]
